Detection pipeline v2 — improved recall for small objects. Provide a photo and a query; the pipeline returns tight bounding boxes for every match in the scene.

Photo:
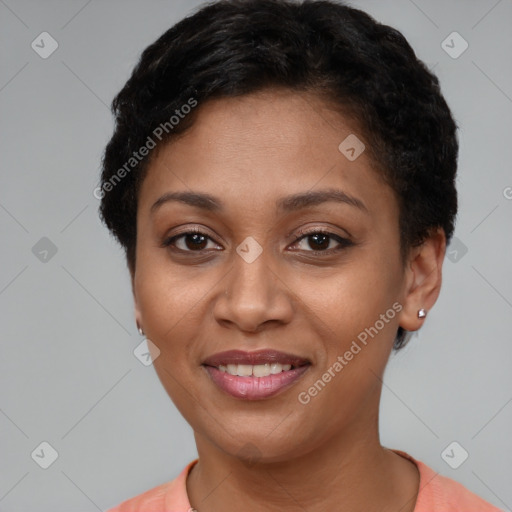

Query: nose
[212,247,294,333]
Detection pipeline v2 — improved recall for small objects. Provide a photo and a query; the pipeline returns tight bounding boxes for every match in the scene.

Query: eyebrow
[150,188,368,215]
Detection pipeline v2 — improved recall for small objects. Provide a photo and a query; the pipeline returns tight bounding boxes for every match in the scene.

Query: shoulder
[394,451,503,512]
[105,481,170,512]
[105,459,198,512]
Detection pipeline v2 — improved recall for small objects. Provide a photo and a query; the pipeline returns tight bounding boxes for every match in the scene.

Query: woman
[99,0,502,510]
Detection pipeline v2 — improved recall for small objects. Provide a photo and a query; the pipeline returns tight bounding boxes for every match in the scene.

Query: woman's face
[133,89,414,462]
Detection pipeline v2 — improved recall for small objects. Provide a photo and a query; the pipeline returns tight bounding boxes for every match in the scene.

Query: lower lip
[203,365,310,400]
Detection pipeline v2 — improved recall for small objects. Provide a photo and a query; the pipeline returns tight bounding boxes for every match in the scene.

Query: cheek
[293,265,399,431]
[135,263,206,410]
[296,252,402,343]
[135,243,207,327]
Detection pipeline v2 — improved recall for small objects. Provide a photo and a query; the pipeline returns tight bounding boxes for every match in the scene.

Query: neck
[186,395,419,512]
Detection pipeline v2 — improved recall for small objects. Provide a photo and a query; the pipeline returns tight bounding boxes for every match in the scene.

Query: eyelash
[293,228,353,254]
[162,227,353,256]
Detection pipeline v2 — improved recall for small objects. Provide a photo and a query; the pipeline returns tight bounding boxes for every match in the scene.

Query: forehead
[139,89,396,222]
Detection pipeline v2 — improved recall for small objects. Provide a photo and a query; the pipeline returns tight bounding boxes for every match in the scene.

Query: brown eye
[180,233,208,250]
[291,230,353,254]
[305,233,331,251]
[162,230,221,252]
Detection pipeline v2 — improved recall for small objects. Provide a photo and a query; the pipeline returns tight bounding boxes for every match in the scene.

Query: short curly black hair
[99,0,458,350]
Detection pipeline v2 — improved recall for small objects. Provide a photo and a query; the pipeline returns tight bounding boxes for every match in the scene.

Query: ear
[398,228,447,332]
[130,265,143,332]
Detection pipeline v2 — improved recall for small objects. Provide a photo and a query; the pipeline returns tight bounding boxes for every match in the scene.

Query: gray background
[1,0,511,510]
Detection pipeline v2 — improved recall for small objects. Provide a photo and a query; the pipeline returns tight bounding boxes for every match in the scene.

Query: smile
[202,349,311,400]
[216,362,296,377]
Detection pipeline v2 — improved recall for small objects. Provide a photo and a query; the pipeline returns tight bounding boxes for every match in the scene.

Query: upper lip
[202,349,310,368]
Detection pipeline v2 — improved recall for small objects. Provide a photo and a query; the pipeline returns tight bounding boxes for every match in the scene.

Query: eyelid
[162,225,353,253]
[163,225,217,241]
[290,227,353,252]
[161,226,222,250]
[295,226,343,237]
[292,225,353,243]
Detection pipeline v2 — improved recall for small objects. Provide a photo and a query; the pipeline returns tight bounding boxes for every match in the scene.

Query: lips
[201,349,311,400]
[202,349,310,368]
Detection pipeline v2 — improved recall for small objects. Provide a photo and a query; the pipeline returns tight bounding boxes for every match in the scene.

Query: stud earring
[137,324,145,336]
[417,308,427,319]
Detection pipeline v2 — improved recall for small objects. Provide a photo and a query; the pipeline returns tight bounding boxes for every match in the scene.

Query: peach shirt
[107,450,503,511]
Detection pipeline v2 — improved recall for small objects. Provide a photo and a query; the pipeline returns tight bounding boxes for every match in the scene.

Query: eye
[162,227,353,256]
[162,228,221,252]
[290,229,353,254]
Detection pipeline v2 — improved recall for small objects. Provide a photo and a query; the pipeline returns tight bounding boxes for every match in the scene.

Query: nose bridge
[214,236,292,331]
[230,238,275,303]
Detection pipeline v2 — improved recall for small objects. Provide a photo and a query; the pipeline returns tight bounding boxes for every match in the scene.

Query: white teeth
[237,364,253,377]
[270,362,281,374]
[217,363,294,377]
[253,363,271,377]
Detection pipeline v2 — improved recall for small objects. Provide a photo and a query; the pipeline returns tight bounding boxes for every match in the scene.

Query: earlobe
[398,228,446,332]
[134,304,144,336]
[131,273,144,335]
